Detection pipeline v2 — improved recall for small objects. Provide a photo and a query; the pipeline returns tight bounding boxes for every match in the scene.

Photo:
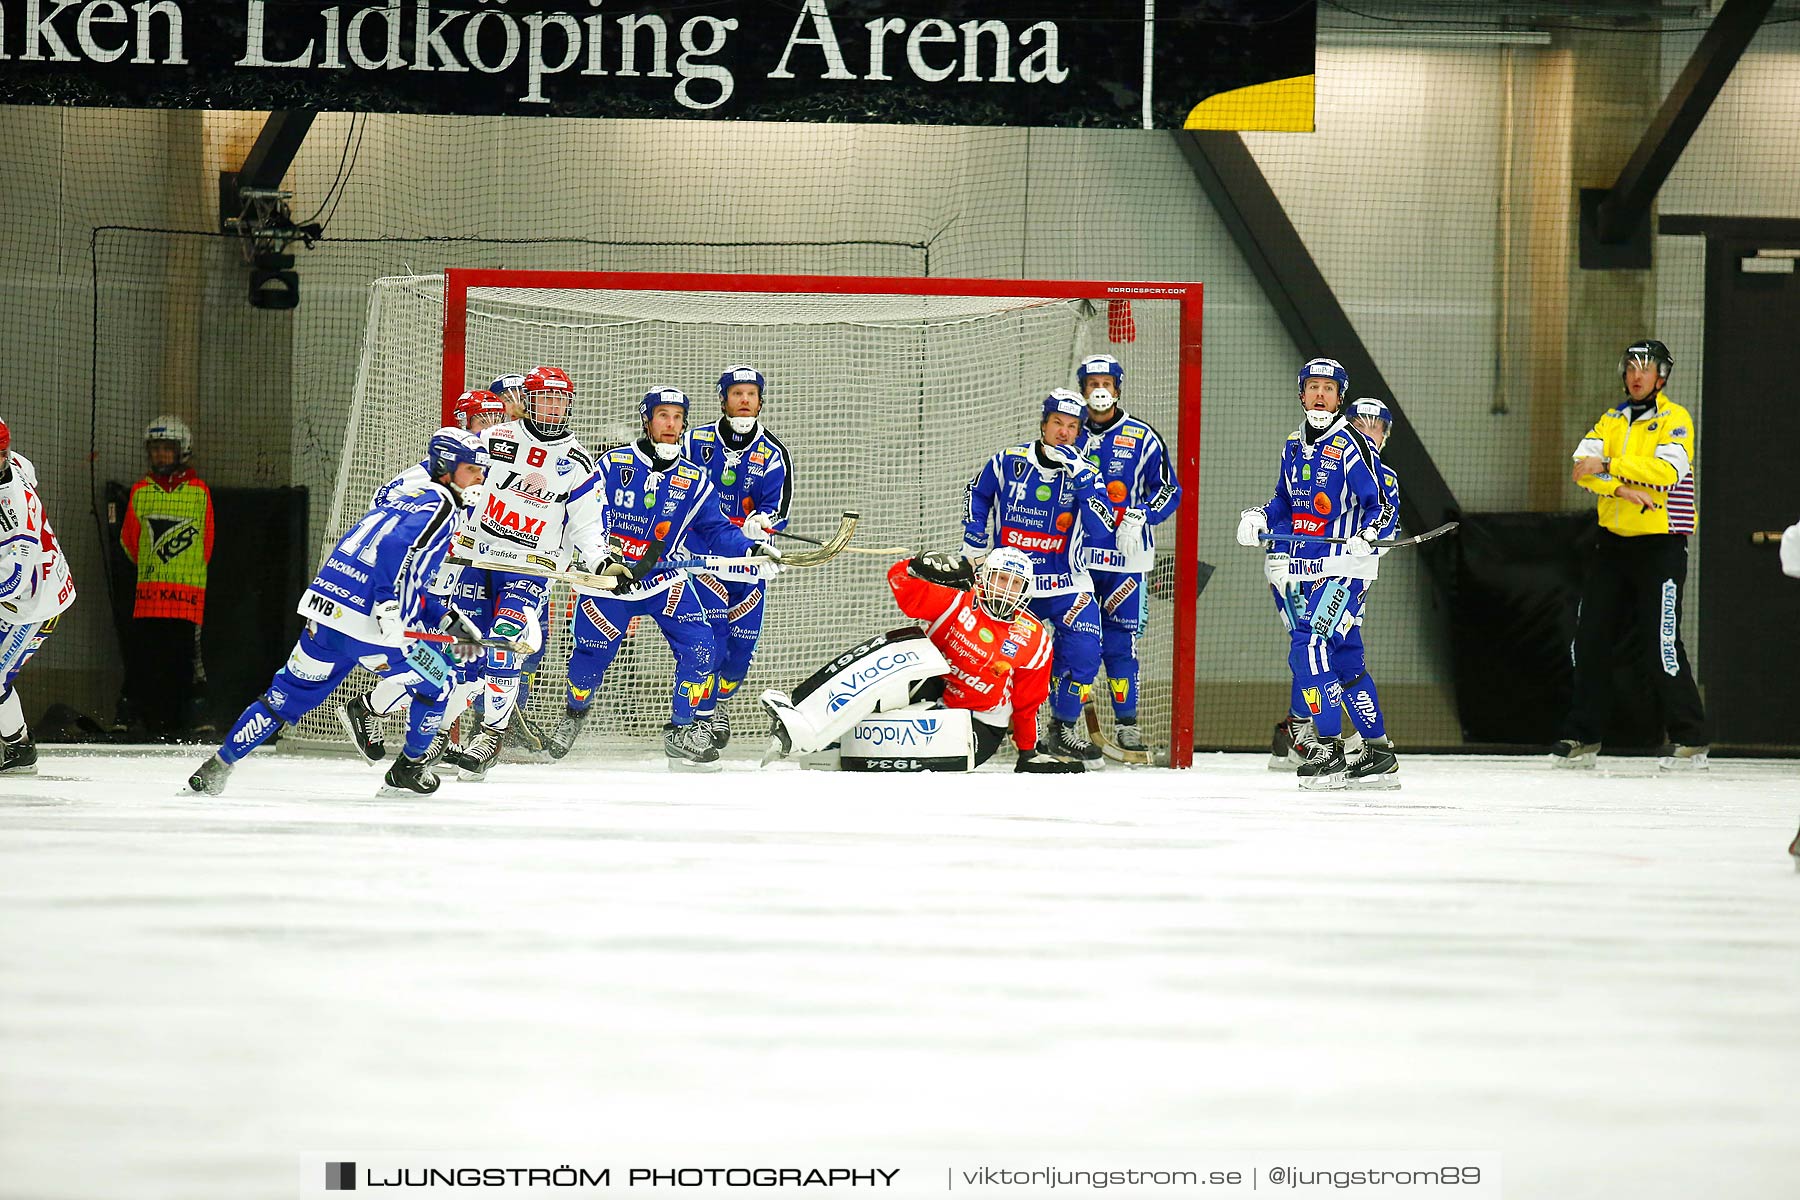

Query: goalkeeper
[758,548,1083,773]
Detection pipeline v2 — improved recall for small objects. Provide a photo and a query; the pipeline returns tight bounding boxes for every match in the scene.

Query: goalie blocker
[759,628,1079,773]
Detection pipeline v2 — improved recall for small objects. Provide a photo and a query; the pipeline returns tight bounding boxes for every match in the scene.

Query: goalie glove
[1236,508,1269,548]
[909,550,976,590]
[1015,749,1086,775]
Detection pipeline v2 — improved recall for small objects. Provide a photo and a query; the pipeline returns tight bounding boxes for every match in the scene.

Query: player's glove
[442,607,485,663]
[372,599,404,644]
[909,550,976,589]
[742,512,777,542]
[1782,523,1800,579]
[1116,507,1149,548]
[1343,528,1380,556]
[1236,508,1269,548]
[750,542,784,579]
[1015,749,1086,774]
[1039,443,1083,474]
[1263,552,1291,588]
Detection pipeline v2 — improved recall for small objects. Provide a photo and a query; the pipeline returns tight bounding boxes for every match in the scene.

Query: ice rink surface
[2,746,1797,1199]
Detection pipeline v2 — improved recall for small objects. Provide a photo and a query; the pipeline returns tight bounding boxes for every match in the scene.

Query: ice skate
[1043,718,1103,769]
[664,720,722,771]
[186,753,232,796]
[1346,736,1400,790]
[546,707,588,761]
[446,725,503,781]
[337,693,386,764]
[379,753,440,797]
[1550,739,1599,769]
[1297,736,1347,790]
[1656,744,1709,772]
[0,735,38,776]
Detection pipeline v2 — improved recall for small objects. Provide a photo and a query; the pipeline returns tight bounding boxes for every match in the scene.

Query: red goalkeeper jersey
[886,560,1052,752]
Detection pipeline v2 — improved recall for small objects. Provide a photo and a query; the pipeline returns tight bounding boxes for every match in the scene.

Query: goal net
[293,271,1201,766]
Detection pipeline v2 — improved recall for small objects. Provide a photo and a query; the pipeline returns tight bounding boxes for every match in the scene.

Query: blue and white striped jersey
[298,480,460,646]
[1257,416,1394,581]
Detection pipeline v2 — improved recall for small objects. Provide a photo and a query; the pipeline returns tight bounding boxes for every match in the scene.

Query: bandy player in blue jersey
[1237,358,1395,790]
[964,389,1147,767]
[550,387,781,770]
[1075,354,1181,753]
[186,428,489,798]
[682,364,793,750]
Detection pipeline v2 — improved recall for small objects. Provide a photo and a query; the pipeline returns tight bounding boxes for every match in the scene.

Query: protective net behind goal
[291,274,1194,762]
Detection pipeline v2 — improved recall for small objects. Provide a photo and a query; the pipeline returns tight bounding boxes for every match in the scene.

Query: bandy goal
[300,270,1202,766]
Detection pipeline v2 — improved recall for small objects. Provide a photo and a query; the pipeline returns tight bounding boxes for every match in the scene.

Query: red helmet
[521,366,575,433]
[453,389,507,432]
[0,416,9,459]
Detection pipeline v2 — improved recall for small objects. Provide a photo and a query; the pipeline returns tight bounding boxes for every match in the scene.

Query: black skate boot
[1296,736,1347,790]
[709,705,732,750]
[1345,736,1400,790]
[187,753,232,796]
[421,730,450,768]
[380,752,440,797]
[445,725,503,782]
[1,734,37,775]
[546,707,589,761]
[1043,718,1103,768]
[337,693,387,763]
[1112,718,1145,753]
[1269,716,1316,772]
[1550,738,1599,769]
[664,720,722,771]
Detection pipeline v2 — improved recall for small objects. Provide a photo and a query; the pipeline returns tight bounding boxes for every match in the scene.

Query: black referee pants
[1564,531,1710,747]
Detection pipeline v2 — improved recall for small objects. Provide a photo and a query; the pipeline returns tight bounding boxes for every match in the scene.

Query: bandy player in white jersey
[443,366,608,780]
[0,417,77,774]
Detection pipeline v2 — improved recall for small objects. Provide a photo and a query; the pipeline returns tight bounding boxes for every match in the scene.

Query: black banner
[0,1,1314,129]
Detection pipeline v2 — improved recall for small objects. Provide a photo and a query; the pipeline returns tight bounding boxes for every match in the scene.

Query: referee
[1553,339,1710,770]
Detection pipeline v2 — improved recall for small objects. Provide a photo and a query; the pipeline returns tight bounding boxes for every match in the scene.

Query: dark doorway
[1699,230,1800,748]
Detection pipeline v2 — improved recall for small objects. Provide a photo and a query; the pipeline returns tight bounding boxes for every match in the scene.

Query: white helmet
[145,415,193,474]
[975,547,1034,622]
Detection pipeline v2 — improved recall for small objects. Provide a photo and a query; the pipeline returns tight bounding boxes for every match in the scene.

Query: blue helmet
[640,386,690,427]
[1076,354,1124,391]
[1298,357,1348,399]
[1351,397,1392,429]
[427,426,488,479]
[717,364,766,402]
[1041,388,1085,421]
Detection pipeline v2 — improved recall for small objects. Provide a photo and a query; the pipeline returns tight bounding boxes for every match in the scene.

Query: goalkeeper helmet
[521,366,575,435]
[1619,339,1674,389]
[145,414,193,476]
[974,547,1034,622]
[453,389,507,432]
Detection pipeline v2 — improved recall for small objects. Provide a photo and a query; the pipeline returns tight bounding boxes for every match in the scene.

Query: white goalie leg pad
[760,629,950,756]
[840,705,974,773]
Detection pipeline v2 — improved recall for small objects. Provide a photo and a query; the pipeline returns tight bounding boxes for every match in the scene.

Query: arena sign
[0,0,1315,130]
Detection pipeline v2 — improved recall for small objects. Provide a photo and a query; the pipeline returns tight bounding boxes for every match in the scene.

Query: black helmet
[1619,339,1674,387]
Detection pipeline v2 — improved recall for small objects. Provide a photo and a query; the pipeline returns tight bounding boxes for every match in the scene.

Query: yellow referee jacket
[1572,392,1696,537]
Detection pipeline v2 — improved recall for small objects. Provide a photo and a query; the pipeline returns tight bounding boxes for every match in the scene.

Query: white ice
[2,747,1797,1199]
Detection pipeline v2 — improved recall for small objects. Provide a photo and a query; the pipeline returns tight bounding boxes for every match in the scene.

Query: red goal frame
[441,269,1203,768]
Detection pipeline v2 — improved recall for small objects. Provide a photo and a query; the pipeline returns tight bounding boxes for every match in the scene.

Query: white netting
[290,275,1187,761]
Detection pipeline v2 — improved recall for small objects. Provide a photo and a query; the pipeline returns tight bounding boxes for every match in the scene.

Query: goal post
[323,269,1202,766]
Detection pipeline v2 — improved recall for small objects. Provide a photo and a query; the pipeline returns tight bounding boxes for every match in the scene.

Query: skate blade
[1656,757,1709,772]
[1266,756,1297,772]
[1,765,38,777]
[1347,775,1401,791]
[667,756,723,773]
[455,768,489,783]
[1298,772,1347,791]
[1550,756,1597,770]
[1081,756,1107,771]
[377,784,439,799]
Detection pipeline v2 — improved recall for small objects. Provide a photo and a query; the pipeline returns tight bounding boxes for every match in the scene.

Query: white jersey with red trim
[469,420,606,571]
[0,452,77,625]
